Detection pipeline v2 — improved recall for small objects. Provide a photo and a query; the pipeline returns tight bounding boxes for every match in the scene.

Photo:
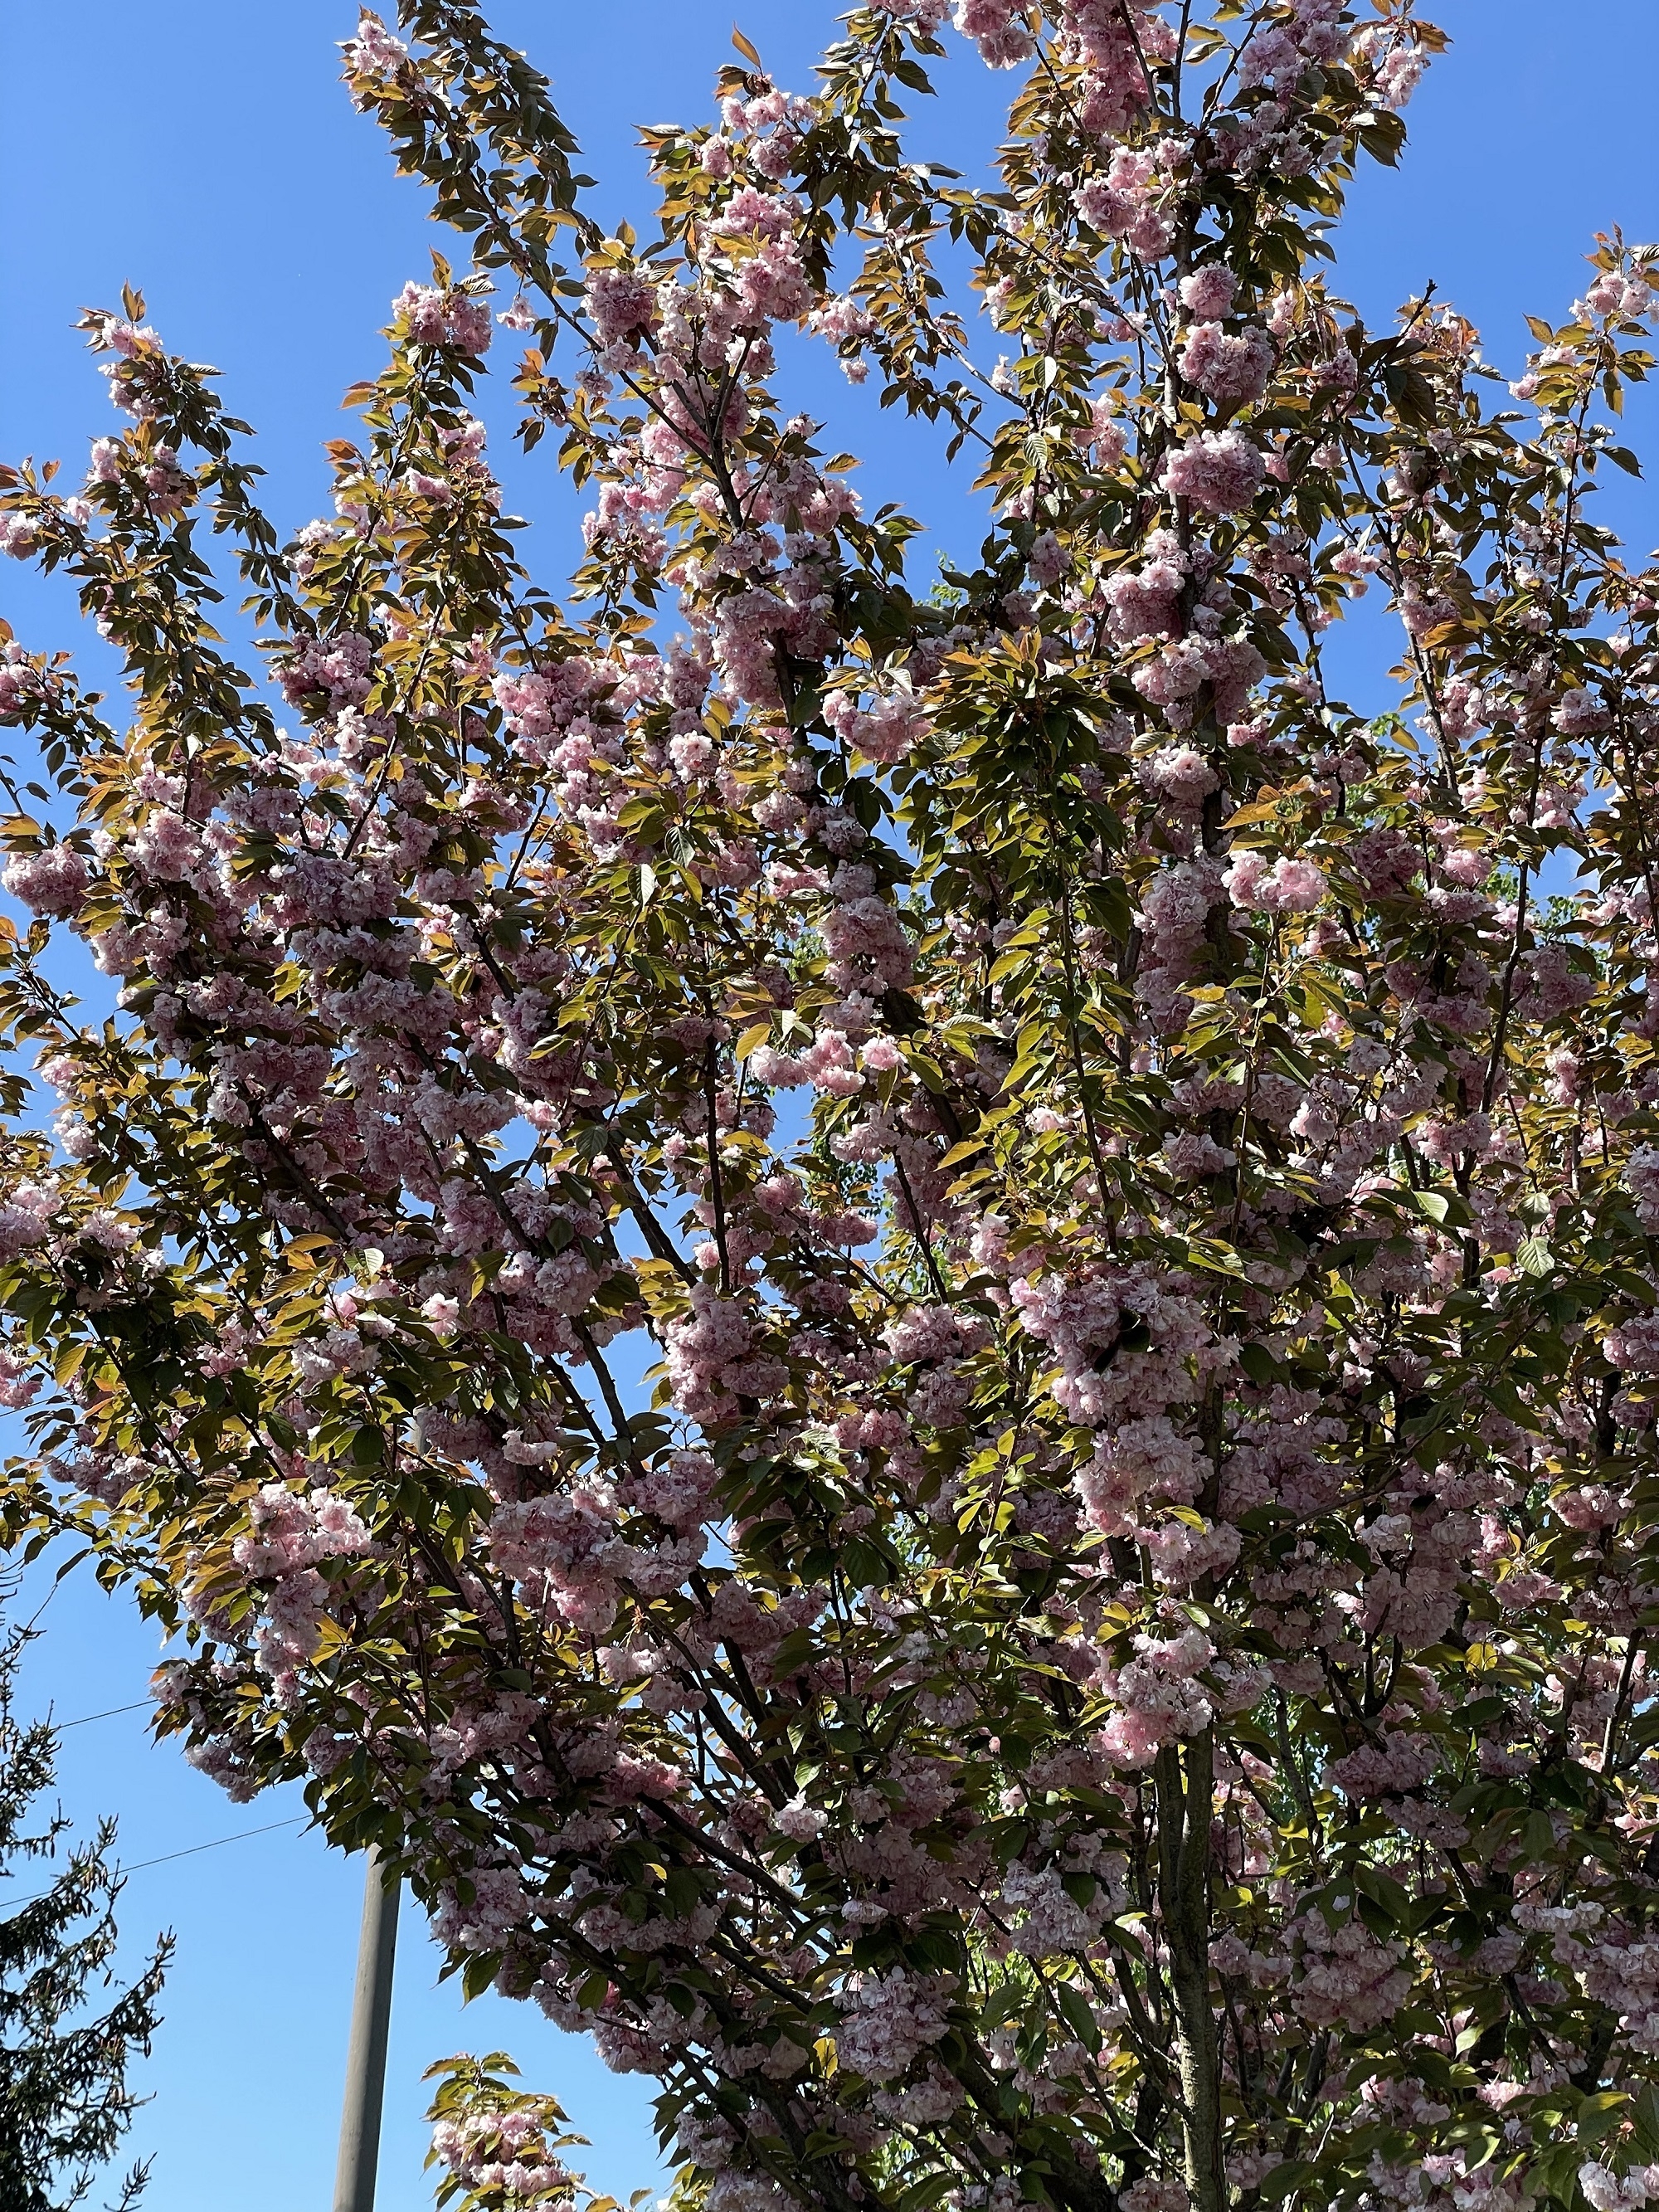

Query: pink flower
[733,238,813,327]
[1162,1130,1235,1180]
[277,631,375,713]
[1626,1144,1659,1229]
[774,1795,828,1841]
[669,732,719,781]
[0,1348,40,1411]
[1088,398,1127,467]
[1161,429,1265,514]
[1290,1912,1413,2033]
[836,1968,954,2080]
[585,266,659,348]
[1103,530,1185,641]
[1326,1731,1438,1800]
[822,684,929,765]
[3,845,89,918]
[1078,1416,1204,1537]
[1180,266,1237,320]
[1178,323,1275,407]
[797,1027,864,1096]
[393,281,492,355]
[343,14,408,76]
[1141,743,1220,807]
[1553,687,1610,736]
[1352,23,1427,109]
[0,644,50,724]
[877,0,949,26]
[1226,851,1327,914]
[1238,23,1302,89]
[1096,1628,1217,1768]
[952,0,1036,68]
[0,1183,55,1261]
[1580,2164,1659,2212]
[1077,146,1173,260]
[1121,2184,1190,2212]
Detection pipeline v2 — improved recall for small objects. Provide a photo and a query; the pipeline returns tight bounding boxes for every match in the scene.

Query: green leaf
[1185,1237,1247,1278]
[1053,1981,1102,2054]
[1238,1342,1281,1386]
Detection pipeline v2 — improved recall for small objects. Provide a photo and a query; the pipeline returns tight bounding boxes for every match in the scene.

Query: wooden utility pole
[333,1846,401,2212]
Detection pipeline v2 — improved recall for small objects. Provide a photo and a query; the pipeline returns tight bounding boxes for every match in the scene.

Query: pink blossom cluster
[1057,1,1161,137]
[430,2107,577,2212]
[1225,850,1327,914]
[1238,0,1350,90]
[1161,428,1266,514]
[584,266,660,351]
[1095,1626,1217,1768]
[228,1481,375,1674]
[822,680,930,765]
[808,293,879,382]
[393,280,493,356]
[343,13,409,80]
[1289,1912,1413,2034]
[3,843,90,918]
[1132,631,1266,724]
[951,0,1036,71]
[0,1181,56,1262]
[663,1288,786,1425]
[1077,1415,1204,1537]
[277,630,375,714]
[1102,530,1186,644]
[0,641,59,722]
[1131,855,1225,1032]
[1120,2185,1189,2212]
[1076,145,1175,261]
[1580,2165,1659,2212]
[1179,322,1276,407]
[231,1481,373,1578]
[873,0,949,27]
[0,1347,41,1411]
[835,1968,955,2081]
[1351,22,1428,110]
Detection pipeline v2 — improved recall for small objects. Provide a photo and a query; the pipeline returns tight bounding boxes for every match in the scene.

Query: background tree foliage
[0,1625,168,2212]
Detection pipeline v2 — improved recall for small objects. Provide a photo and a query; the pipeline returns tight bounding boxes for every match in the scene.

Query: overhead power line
[105,1815,309,1877]
[58,1698,150,1730]
[1,1815,308,1910]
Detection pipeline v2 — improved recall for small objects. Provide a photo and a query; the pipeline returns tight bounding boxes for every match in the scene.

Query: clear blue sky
[1,5,1657,2207]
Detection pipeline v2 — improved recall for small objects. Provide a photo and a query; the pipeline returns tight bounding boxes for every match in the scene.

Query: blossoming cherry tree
[4,4,1659,2211]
